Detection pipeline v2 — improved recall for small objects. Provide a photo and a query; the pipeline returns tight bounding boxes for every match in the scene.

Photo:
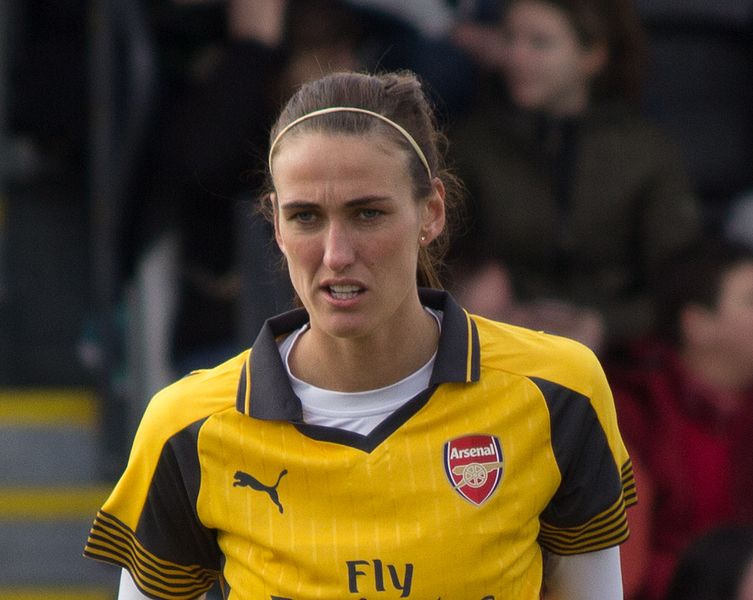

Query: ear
[270,193,285,254]
[420,178,446,245]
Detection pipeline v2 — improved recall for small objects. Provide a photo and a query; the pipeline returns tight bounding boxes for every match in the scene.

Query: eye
[290,210,317,224]
[358,208,383,220]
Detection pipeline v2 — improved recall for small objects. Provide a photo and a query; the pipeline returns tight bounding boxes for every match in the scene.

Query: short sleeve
[532,360,637,555]
[84,392,221,599]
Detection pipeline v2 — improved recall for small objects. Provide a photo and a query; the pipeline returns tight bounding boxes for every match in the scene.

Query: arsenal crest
[444,434,504,506]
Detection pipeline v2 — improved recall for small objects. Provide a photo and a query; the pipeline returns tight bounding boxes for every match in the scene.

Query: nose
[504,40,528,69]
[502,33,532,66]
[322,222,356,272]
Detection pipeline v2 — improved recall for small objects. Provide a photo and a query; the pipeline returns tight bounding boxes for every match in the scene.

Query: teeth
[330,284,359,293]
[329,284,360,299]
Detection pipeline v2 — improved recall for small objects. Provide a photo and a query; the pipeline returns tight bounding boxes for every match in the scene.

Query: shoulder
[472,314,626,455]
[473,315,606,397]
[137,350,249,444]
[585,103,684,156]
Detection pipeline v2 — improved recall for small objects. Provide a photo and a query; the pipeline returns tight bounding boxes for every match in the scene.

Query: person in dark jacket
[449,0,702,354]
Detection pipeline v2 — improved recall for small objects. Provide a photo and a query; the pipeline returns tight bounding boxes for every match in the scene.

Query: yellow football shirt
[84,289,636,599]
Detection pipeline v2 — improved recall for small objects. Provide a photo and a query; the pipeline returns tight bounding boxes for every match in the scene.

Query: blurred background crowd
[1,0,753,598]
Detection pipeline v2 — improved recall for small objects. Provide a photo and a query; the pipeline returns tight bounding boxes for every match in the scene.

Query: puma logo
[233,469,288,513]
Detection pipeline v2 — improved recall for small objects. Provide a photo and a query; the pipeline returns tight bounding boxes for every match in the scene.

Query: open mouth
[328,284,363,300]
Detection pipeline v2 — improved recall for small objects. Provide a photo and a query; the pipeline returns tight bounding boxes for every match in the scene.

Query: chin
[316,315,373,340]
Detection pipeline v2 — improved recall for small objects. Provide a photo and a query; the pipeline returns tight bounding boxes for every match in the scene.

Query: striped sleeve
[83,413,222,598]
[621,458,638,507]
[538,469,634,554]
[533,372,637,555]
[85,510,219,599]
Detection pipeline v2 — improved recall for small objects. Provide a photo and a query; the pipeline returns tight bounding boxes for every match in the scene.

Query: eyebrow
[279,195,394,210]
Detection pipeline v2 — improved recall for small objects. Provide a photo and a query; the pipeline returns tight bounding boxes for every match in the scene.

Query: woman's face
[708,262,753,380]
[500,0,605,116]
[271,131,444,342]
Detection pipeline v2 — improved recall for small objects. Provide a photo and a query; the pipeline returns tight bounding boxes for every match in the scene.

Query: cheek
[372,232,417,265]
[716,309,753,353]
[519,54,572,99]
[280,237,320,276]
[548,55,581,86]
[364,229,422,282]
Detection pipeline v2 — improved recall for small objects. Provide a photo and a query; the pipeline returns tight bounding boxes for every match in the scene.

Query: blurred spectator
[447,0,702,354]
[664,525,753,600]
[608,237,753,599]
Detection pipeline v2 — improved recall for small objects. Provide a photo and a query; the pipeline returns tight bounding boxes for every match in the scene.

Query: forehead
[272,131,413,197]
[506,0,576,34]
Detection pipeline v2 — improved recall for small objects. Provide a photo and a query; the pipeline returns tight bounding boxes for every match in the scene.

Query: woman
[85,70,635,599]
[450,0,702,354]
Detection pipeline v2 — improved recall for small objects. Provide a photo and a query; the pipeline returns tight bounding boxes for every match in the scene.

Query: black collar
[235,288,480,421]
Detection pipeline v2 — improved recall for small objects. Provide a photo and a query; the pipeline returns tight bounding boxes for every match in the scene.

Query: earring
[420,235,427,243]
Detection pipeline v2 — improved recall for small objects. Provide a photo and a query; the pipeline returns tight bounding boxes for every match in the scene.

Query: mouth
[326,284,364,300]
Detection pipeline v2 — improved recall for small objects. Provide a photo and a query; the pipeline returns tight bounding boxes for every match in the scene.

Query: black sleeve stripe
[538,458,637,555]
[84,510,219,599]
[539,495,630,555]
[84,534,215,588]
[84,544,214,598]
[83,545,216,599]
[91,510,214,576]
[83,550,215,598]
[84,533,211,586]
[541,528,630,555]
[622,459,638,506]
[540,494,626,539]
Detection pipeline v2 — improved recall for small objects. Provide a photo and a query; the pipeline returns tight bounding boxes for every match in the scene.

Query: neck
[289,303,440,392]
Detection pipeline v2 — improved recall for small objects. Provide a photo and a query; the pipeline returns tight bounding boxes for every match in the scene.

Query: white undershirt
[118,308,623,598]
[280,309,440,435]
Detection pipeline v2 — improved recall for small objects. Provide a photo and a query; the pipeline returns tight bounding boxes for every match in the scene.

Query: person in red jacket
[608,237,753,600]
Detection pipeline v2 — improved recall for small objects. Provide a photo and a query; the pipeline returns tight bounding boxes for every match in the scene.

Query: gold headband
[268,106,432,179]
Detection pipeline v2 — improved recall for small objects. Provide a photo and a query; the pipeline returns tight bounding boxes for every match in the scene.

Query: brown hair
[655,237,753,345]
[262,70,463,289]
[505,0,647,102]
